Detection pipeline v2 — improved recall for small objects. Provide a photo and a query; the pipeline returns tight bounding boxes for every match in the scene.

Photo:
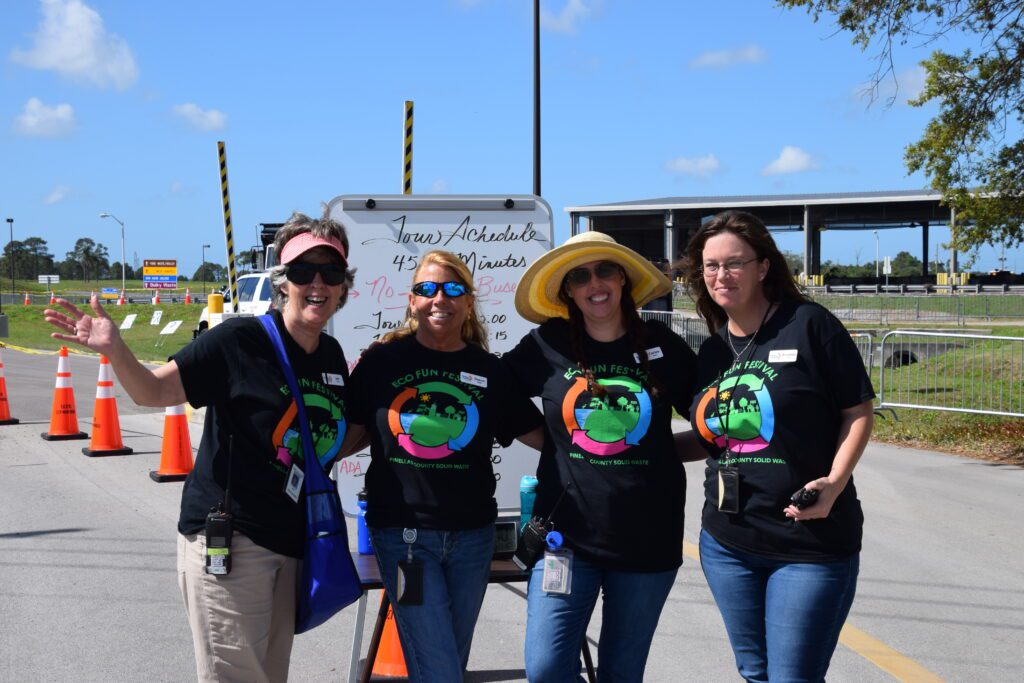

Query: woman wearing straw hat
[684,210,873,682]
[504,231,698,682]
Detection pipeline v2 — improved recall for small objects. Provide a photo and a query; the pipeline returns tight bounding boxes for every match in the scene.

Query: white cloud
[14,97,76,137]
[761,146,817,175]
[172,103,227,131]
[10,0,138,89]
[541,0,591,34]
[429,179,450,193]
[170,181,184,194]
[664,154,721,179]
[689,44,767,70]
[44,185,71,204]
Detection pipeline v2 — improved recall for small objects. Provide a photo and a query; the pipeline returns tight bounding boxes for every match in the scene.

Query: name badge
[768,349,798,363]
[284,464,304,503]
[634,346,664,363]
[322,372,345,386]
[460,371,488,388]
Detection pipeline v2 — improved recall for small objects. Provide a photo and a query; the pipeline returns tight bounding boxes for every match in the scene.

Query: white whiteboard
[326,195,553,516]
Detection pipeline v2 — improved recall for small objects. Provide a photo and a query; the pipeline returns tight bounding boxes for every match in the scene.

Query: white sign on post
[119,314,137,331]
[150,310,163,326]
[326,195,553,516]
[160,320,183,335]
[883,256,893,275]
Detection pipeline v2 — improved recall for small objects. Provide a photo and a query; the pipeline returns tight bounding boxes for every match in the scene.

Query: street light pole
[6,218,13,299]
[874,230,879,279]
[202,244,211,295]
[533,0,541,196]
[99,213,126,295]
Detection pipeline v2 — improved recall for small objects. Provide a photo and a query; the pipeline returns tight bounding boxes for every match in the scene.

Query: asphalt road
[1,347,1022,681]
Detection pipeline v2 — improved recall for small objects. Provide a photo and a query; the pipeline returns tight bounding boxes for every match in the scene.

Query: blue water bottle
[357,489,373,555]
[520,475,539,531]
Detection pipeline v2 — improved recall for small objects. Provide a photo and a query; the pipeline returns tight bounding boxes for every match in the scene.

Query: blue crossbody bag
[257,314,361,633]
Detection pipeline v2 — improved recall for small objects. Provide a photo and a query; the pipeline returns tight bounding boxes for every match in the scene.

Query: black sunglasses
[565,261,622,287]
[411,281,468,298]
[285,263,347,286]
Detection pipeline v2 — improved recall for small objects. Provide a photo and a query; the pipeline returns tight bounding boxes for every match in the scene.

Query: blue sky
[3,0,1021,276]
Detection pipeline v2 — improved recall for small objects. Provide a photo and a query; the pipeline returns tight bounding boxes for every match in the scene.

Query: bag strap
[257,314,317,471]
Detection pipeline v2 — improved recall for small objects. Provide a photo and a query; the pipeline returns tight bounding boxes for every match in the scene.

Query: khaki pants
[177,532,299,683]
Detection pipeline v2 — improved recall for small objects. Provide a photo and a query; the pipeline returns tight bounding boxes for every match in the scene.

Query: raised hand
[43,295,124,358]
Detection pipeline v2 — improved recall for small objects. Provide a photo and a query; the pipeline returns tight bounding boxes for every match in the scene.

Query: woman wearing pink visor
[44,209,355,682]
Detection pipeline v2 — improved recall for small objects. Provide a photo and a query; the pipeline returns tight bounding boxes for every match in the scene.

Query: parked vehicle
[194,272,274,336]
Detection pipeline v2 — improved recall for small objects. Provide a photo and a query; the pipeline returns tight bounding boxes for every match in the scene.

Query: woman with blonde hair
[343,250,544,682]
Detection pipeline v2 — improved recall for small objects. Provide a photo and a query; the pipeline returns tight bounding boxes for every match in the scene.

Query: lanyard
[716,303,773,466]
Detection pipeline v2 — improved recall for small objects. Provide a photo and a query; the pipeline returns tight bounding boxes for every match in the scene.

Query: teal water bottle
[520,475,539,531]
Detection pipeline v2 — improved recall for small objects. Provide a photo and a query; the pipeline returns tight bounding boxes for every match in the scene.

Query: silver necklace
[725,303,774,361]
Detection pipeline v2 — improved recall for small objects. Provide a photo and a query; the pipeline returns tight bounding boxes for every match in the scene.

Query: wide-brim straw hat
[514,231,673,324]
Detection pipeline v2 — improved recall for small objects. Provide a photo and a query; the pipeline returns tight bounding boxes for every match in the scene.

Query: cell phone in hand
[790,487,820,510]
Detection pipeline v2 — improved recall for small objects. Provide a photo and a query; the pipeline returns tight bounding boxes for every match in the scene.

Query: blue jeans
[369,525,494,683]
[699,530,859,683]
[524,552,678,683]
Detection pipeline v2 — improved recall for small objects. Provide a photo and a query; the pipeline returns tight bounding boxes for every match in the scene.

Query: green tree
[779,0,1024,248]
[190,262,227,282]
[65,238,111,282]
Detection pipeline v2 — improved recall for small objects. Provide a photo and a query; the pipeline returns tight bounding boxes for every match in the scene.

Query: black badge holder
[396,528,424,605]
[205,435,235,575]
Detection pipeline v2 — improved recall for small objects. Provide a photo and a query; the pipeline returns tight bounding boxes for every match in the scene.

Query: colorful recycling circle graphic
[272,391,347,470]
[388,381,479,460]
[561,375,652,456]
[695,371,775,452]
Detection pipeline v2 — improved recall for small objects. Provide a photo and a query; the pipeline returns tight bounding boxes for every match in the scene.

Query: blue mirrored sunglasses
[411,281,468,298]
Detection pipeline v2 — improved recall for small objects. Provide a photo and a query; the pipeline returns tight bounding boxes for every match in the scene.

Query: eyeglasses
[411,281,468,298]
[700,257,760,276]
[285,262,348,286]
[565,261,622,287]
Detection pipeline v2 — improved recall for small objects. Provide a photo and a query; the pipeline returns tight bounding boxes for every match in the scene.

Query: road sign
[143,260,178,289]
[883,256,893,275]
[37,274,60,285]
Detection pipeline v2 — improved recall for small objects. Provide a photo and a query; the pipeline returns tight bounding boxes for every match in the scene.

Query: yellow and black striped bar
[217,141,238,309]
[403,100,413,194]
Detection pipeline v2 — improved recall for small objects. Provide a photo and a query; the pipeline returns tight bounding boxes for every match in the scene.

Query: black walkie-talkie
[205,435,235,575]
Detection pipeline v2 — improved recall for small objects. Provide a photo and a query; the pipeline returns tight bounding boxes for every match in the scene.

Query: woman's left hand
[784,476,843,522]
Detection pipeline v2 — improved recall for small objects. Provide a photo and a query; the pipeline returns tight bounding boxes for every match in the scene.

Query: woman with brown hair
[343,250,543,682]
[503,232,698,682]
[684,210,874,682]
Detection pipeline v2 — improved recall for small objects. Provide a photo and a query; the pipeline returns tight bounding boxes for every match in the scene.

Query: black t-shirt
[502,318,698,572]
[174,310,349,558]
[347,335,543,530]
[689,299,875,562]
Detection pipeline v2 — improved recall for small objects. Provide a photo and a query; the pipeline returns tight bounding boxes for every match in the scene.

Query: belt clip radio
[205,435,235,576]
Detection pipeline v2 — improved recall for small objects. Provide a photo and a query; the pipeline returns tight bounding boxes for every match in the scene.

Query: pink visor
[280,232,348,265]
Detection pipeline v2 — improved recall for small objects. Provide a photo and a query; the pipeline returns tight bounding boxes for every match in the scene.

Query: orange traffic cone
[23,292,30,305]
[82,356,133,456]
[184,288,192,304]
[149,404,193,482]
[370,598,409,678]
[49,292,56,305]
[117,290,125,306]
[152,291,161,305]
[0,345,19,425]
[41,346,88,441]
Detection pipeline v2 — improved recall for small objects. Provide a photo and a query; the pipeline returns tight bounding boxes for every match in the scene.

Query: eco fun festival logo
[562,375,651,456]
[695,371,775,452]
[272,387,347,470]
[388,381,479,459]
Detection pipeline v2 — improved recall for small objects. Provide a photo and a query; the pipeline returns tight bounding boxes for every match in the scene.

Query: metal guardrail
[674,289,1024,323]
[878,330,1024,418]
[849,332,874,370]
[638,310,710,351]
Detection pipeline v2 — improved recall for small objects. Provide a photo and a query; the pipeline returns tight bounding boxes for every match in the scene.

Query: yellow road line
[839,624,943,682]
[684,538,943,681]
